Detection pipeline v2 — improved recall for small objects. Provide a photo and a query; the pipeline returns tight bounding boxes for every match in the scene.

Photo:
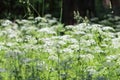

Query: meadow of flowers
[0,16,120,80]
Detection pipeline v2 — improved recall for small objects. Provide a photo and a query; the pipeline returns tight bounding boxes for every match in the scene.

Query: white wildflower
[102,26,114,31]
[43,40,55,47]
[79,54,94,61]
[58,40,66,46]
[62,48,74,54]
[106,55,117,61]
[35,16,42,21]
[6,42,16,47]
[36,61,47,70]
[82,39,96,46]
[69,38,78,44]
[94,46,104,53]
[112,38,120,48]
[1,20,12,26]
[48,55,58,61]
[38,27,56,34]
[60,35,71,40]
[86,66,97,75]
[84,33,93,39]
[44,48,54,54]
[72,31,85,35]
[21,26,28,31]
[68,44,79,51]
[65,25,74,30]
[21,19,32,25]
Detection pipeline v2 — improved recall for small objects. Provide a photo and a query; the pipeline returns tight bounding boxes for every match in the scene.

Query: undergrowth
[0,16,120,80]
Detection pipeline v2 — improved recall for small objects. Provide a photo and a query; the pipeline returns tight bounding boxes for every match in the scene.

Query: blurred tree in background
[0,0,62,19]
[0,0,120,24]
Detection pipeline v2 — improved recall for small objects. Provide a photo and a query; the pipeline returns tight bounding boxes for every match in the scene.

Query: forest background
[0,0,120,25]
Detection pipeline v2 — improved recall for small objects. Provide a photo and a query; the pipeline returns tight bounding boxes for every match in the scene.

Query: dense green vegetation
[0,16,120,80]
[0,0,120,80]
[91,14,120,32]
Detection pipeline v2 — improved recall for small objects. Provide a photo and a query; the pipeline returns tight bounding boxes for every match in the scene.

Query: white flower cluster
[0,19,119,79]
[79,54,94,62]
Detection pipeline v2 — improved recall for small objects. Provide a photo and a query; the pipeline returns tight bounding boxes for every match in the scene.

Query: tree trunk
[62,0,75,25]
[111,0,120,16]
[103,0,111,9]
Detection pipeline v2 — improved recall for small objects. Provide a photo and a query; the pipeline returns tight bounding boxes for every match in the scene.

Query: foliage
[91,14,120,32]
[0,0,62,19]
[0,16,120,80]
